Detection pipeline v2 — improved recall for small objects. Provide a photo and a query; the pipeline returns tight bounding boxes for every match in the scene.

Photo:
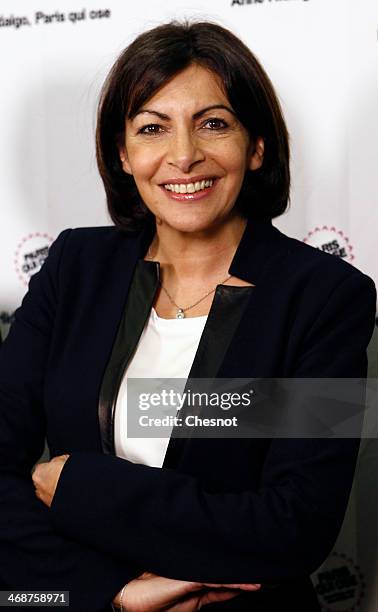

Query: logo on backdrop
[303,226,354,262]
[0,8,111,30]
[313,551,365,611]
[14,233,54,286]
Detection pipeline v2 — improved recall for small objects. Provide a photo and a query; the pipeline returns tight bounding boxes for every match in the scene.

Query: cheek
[212,140,250,176]
[126,144,161,179]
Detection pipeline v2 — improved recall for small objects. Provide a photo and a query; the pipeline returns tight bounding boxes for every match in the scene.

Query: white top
[114,307,208,467]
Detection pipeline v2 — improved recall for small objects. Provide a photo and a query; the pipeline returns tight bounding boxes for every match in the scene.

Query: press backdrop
[0,1,377,610]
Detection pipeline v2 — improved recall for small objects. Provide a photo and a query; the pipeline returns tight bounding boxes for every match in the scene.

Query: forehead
[139,64,229,113]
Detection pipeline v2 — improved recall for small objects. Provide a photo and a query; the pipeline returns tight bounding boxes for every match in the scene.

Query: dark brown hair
[96,20,290,232]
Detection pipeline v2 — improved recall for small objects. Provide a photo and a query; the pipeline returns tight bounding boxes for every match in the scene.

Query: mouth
[159,176,219,200]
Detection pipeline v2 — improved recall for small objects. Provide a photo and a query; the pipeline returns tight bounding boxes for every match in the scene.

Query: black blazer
[0,218,376,612]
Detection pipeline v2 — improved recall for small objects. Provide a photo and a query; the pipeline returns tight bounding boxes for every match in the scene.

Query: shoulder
[49,225,141,267]
[42,226,144,292]
[266,228,376,345]
[267,229,376,376]
[57,225,138,252]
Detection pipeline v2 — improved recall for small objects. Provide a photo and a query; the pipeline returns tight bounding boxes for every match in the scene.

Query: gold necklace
[146,246,232,319]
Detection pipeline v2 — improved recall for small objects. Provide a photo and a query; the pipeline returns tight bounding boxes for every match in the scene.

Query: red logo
[303,226,354,262]
[14,232,54,286]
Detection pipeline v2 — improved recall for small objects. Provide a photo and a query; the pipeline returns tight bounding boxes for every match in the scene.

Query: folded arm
[0,232,143,611]
[50,271,376,584]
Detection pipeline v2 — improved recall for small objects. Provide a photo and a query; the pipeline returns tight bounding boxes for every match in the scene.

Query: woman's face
[119,63,264,234]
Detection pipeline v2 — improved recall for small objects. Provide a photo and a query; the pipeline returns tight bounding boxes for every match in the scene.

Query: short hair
[96,20,290,232]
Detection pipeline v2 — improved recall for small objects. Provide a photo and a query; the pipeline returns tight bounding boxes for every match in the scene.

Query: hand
[32,454,70,508]
[112,571,261,611]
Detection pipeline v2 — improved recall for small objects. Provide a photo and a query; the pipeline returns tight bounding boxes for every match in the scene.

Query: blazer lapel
[98,221,157,454]
[98,259,159,454]
[162,283,253,467]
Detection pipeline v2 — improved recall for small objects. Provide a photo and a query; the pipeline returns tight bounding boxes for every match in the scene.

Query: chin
[159,209,231,234]
[162,217,220,234]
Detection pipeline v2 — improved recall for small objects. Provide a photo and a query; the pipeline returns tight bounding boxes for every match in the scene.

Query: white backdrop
[1,1,377,609]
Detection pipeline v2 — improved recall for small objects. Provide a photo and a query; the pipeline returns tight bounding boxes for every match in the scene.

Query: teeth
[163,179,214,194]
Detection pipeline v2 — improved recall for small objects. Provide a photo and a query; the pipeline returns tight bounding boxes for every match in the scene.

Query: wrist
[112,584,126,612]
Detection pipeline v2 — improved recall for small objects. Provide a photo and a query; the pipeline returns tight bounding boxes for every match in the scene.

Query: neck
[148,215,247,284]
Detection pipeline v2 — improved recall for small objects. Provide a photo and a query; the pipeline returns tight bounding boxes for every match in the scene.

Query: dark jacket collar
[135,216,286,286]
[228,218,286,284]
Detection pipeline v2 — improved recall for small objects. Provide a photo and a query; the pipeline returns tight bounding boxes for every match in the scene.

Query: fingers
[31,465,43,487]
[51,454,70,462]
[198,589,241,608]
[167,589,241,612]
[202,583,261,590]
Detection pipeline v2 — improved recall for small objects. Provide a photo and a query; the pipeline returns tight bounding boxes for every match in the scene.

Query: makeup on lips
[159,176,219,201]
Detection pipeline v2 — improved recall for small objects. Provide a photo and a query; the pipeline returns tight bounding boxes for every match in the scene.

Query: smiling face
[119,63,264,235]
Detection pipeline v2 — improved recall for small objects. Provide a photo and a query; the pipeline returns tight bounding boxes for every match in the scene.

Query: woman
[1,21,376,612]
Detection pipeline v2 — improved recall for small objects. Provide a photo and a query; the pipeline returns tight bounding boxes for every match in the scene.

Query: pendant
[176,309,185,319]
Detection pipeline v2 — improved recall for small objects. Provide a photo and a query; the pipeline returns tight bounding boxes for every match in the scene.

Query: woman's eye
[203,118,228,130]
[138,124,163,135]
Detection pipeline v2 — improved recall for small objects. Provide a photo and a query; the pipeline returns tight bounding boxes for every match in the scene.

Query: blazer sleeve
[50,269,377,584]
[0,231,142,612]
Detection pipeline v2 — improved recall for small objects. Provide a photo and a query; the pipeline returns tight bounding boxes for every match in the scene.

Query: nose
[166,128,205,173]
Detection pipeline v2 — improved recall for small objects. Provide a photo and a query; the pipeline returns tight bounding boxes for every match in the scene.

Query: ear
[118,145,133,175]
[248,137,264,171]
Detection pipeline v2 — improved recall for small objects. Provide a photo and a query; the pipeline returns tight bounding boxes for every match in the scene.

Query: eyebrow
[132,104,236,121]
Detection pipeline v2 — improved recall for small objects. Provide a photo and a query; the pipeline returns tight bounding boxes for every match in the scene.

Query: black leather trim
[187,284,254,379]
[162,284,253,467]
[98,259,160,454]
